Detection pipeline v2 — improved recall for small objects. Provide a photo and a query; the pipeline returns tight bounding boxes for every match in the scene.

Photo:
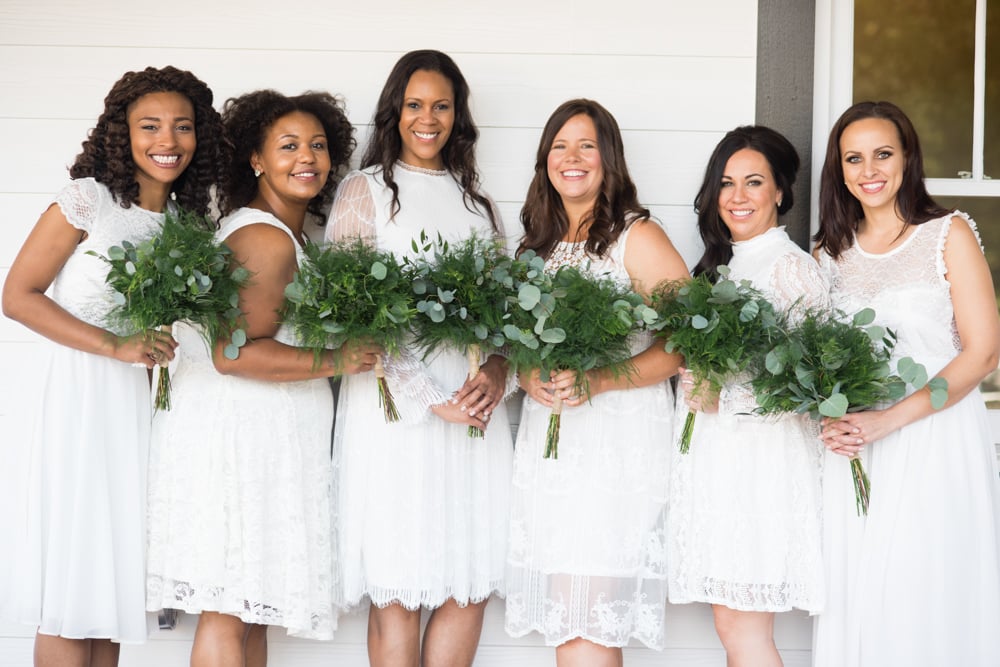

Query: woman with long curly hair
[1,65,224,667]
[145,90,379,666]
[503,99,687,665]
[326,50,512,667]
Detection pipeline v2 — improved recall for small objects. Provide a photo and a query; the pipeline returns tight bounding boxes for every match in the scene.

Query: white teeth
[563,170,586,177]
[295,172,317,178]
[861,182,884,192]
[414,131,437,140]
[731,209,753,216]
[151,155,179,165]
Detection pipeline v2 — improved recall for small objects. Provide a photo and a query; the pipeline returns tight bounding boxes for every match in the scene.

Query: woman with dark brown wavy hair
[145,89,379,666]
[813,101,1000,667]
[504,99,687,665]
[326,50,512,667]
[1,65,223,667]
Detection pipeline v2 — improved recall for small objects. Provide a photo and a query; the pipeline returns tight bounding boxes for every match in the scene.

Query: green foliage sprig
[89,208,250,410]
[504,263,658,458]
[408,231,514,437]
[650,265,779,453]
[751,307,947,515]
[282,238,417,422]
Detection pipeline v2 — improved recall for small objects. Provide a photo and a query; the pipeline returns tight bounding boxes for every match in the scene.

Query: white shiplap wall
[0,1,814,664]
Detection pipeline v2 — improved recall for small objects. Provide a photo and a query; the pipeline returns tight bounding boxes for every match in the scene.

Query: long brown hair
[518,99,648,259]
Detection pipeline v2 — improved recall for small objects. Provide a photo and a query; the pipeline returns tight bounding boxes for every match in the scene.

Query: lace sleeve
[769,250,831,324]
[937,210,984,279]
[325,171,377,243]
[382,351,452,424]
[54,178,99,233]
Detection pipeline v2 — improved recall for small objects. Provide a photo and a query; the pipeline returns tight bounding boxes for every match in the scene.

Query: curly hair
[360,50,497,230]
[692,125,800,278]
[219,90,355,219]
[69,66,225,217]
[518,99,649,260]
[814,100,949,259]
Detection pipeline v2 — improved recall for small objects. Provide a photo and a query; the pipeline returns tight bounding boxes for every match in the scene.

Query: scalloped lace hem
[345,580,505,612]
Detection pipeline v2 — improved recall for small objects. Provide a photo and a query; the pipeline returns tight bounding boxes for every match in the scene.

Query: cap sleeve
[54,177,101,234]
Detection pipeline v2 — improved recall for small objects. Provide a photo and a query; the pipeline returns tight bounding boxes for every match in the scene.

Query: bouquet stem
[544,393,563,459]
[153,324,171,412]
[374,355,400,423]
[850,456,871,516]
[679,409,696,454]
[466,344,484,439]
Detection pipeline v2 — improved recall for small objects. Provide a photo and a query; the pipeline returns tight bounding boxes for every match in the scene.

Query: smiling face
[839,117,905,213]
[717,148,782,242]
[546,113,604,213]
[251,111,330,204]
[128,91,196,204]
[397,69,455,170]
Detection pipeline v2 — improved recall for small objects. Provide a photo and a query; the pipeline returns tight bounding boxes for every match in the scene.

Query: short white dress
[146,208,338,639]
[327,163,513,611]
[813,213,1000,667]
[5,178,160,642]
[503,223,674,649]
[667,226,826,614]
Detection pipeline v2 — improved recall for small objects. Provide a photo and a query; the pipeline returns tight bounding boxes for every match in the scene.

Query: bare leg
[712,606,782,667]
[555,637,623,667]
[422,599,488,667]
[88,639,121,667]
[368,603,420,667]
[34,634,89,667]
[243,624,268,667]
[191,612,249,667]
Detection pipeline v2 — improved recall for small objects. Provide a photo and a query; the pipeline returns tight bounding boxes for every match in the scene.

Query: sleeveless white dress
[813,213,1000,666]
[5,178,160,642]
[668,226,826,614]
[327,163,513,611]
[145,208,338,639]
[503,223,674,649]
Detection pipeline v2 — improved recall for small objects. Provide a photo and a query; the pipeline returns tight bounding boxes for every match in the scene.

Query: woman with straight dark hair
[813,101,1000,667]
[504,99,687,665]
[668,126,826,667]
[326,50,512,667]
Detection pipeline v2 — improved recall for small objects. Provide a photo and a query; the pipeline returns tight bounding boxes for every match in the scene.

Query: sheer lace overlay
[669,227,826,614]
[146,209,339,639]
[328,165,513,611]
[504,222,674,648]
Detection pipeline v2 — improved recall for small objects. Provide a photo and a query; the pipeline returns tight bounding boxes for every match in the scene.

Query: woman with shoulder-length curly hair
[326,50,511,667]
[145,89,379,666]
[668,126,826,667]
[504,99,688,665]
[2,65,223,667]
[813,101,1000,667]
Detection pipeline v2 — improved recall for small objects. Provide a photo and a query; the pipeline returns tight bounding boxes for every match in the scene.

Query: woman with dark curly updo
[327,50,511,667]
[145,90,379,665]
[1,66,223,667]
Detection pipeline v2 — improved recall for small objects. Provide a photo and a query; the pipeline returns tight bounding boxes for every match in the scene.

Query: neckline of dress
[395,160,448,177]
[852,221,924,259]
[732,225,786,250]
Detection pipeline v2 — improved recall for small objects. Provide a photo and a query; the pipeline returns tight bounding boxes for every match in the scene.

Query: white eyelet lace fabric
[327,166,513,611]
[668,227,826,614]
[145,209,339,639]
[504,222,674,649]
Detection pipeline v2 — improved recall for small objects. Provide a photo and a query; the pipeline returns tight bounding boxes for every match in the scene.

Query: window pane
[854,0,976,178]
[937,196,1000,406]
[987,0,1000,177]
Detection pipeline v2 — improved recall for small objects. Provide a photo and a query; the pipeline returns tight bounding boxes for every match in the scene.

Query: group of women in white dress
[2,49,1000,667]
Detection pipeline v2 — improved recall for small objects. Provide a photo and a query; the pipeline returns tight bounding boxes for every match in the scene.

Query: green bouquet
[89,208,250,411]
[282,238,416,422]
[409,232,514,437]
[504,263,657,459]
[651,265,779,454]
[752,307,947,516]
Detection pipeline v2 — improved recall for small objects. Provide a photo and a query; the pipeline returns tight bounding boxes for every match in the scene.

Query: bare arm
[2,203,175,367]
[211,221,378,381]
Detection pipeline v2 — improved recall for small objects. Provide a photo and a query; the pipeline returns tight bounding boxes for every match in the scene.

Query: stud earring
[253,168,262,178]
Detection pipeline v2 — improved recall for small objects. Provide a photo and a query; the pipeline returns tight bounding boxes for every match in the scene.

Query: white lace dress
[503,224,674,649]
[5,178,160,642]
[813,213,1000,667]
[667,226,826,614]
[145,208,338,639]
[326,163,513,610]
